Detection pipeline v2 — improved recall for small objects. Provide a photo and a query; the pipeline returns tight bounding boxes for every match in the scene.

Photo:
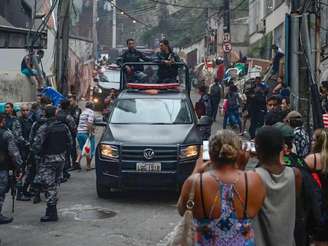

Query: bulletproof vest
[42,121,69,155]
[0,128,11,170]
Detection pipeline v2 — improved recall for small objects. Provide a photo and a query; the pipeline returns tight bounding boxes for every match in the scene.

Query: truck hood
[103,124,201,145]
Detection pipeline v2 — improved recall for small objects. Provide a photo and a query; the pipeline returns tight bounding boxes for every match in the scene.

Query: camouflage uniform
[0,129,23,215]
[56,109,77,174]
[27,117,47,186]
[5,115,26,147]
[32,119,72,207]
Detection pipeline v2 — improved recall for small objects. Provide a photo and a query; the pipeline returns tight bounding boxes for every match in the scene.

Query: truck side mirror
[94,116,107,127]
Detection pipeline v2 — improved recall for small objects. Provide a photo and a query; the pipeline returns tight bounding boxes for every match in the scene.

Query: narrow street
[2,0,327,245]
[0,96,226,246]
[0,128,180,246]
[0,171,181,246]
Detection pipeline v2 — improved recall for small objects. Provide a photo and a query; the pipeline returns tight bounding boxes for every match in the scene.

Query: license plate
[136,162,161,172]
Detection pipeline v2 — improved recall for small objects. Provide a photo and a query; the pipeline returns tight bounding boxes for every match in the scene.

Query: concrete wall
[0,29,56,102]
[0,72,36,102]
[68,38,94,99]
[265,3,289,35]
[249,0,290,46]
[178,38,206,65]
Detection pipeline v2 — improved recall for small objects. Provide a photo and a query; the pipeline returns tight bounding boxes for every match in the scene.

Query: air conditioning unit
[256,20,266,34]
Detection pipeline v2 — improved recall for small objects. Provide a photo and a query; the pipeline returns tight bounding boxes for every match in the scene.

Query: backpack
[284,153,323,228]
[312,171,328,226]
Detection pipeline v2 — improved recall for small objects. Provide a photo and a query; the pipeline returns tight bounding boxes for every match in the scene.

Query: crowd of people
[178,125,328,246]
[0,94,96,224]
[182,63,328,245]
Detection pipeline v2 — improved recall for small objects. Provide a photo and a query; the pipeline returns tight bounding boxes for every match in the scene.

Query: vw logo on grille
[144,148,155,160]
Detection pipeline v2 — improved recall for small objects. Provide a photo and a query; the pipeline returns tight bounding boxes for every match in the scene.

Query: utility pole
[315,0,321,82]
[296,0,323,129]
[223,0,230,67]
[93,0,98,58]
[112,0,117,48]
[56,0,71,96]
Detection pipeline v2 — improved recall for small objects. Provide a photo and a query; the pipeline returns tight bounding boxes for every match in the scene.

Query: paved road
[0,125,183,246]
[0,172,181,246]
[0,93,253,246]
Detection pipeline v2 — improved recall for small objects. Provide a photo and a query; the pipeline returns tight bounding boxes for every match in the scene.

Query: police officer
[5,103,26,145]
[5,102,30,202]
[120,38,152,71]
[68,95,81,126]
[119,38,152,83]
[0,113,23,224]
[155,39,181,83]
[69,95,81,170]
[29,96,52,123]
[28,113,47,204]
[57,99,78,173]
[32,105,72,222]
[18,104,34,198]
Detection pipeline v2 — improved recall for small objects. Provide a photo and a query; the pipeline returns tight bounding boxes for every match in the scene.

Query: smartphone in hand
[203,140,210,161]
[242,141,256,153]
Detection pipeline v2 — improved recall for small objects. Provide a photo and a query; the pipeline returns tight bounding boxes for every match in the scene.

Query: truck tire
[96,179,112,199]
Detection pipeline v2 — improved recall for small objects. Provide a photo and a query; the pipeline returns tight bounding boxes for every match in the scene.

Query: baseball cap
[273,122,294,138]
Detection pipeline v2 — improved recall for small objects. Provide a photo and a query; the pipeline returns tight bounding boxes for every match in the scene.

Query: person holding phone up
[178,130,266,245]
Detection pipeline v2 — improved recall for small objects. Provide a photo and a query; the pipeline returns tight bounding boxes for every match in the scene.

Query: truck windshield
[110,98,193,124]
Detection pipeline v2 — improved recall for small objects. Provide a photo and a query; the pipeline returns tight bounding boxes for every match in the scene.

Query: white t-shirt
[77,108,95,133]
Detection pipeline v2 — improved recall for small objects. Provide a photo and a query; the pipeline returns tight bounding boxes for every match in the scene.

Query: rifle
[8,170,16,214]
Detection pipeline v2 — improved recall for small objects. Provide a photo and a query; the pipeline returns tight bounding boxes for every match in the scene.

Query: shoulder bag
[167,176,198,246]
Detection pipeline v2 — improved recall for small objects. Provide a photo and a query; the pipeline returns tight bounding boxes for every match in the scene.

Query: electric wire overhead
[29,0,59,48]
[106,0,152,28]
[147,0,222,10]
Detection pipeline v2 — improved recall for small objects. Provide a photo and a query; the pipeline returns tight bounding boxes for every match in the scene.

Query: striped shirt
[323,114,328,129]
[77,108,95,133]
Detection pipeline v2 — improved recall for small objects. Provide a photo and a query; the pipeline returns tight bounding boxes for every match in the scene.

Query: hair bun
[219,144,238,161]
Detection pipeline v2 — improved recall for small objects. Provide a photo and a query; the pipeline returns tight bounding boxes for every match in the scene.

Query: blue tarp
[42,87,65,107]
[0,87,65,113]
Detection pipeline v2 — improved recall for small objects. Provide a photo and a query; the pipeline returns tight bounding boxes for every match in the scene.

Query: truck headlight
[180,145,199,159]
[93,97,99,104]
[100,144,119,159]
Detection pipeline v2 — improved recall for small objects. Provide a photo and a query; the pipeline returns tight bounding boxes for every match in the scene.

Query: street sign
[223,33,231,42]
[223,42,232,53]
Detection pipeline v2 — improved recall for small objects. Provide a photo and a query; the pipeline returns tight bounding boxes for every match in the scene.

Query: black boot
[67,163,81,171]
[23,184,32,198]
[40,205,58,222]
[33,191,41,204]
[0,214,13,224]
[16,186,31,201]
